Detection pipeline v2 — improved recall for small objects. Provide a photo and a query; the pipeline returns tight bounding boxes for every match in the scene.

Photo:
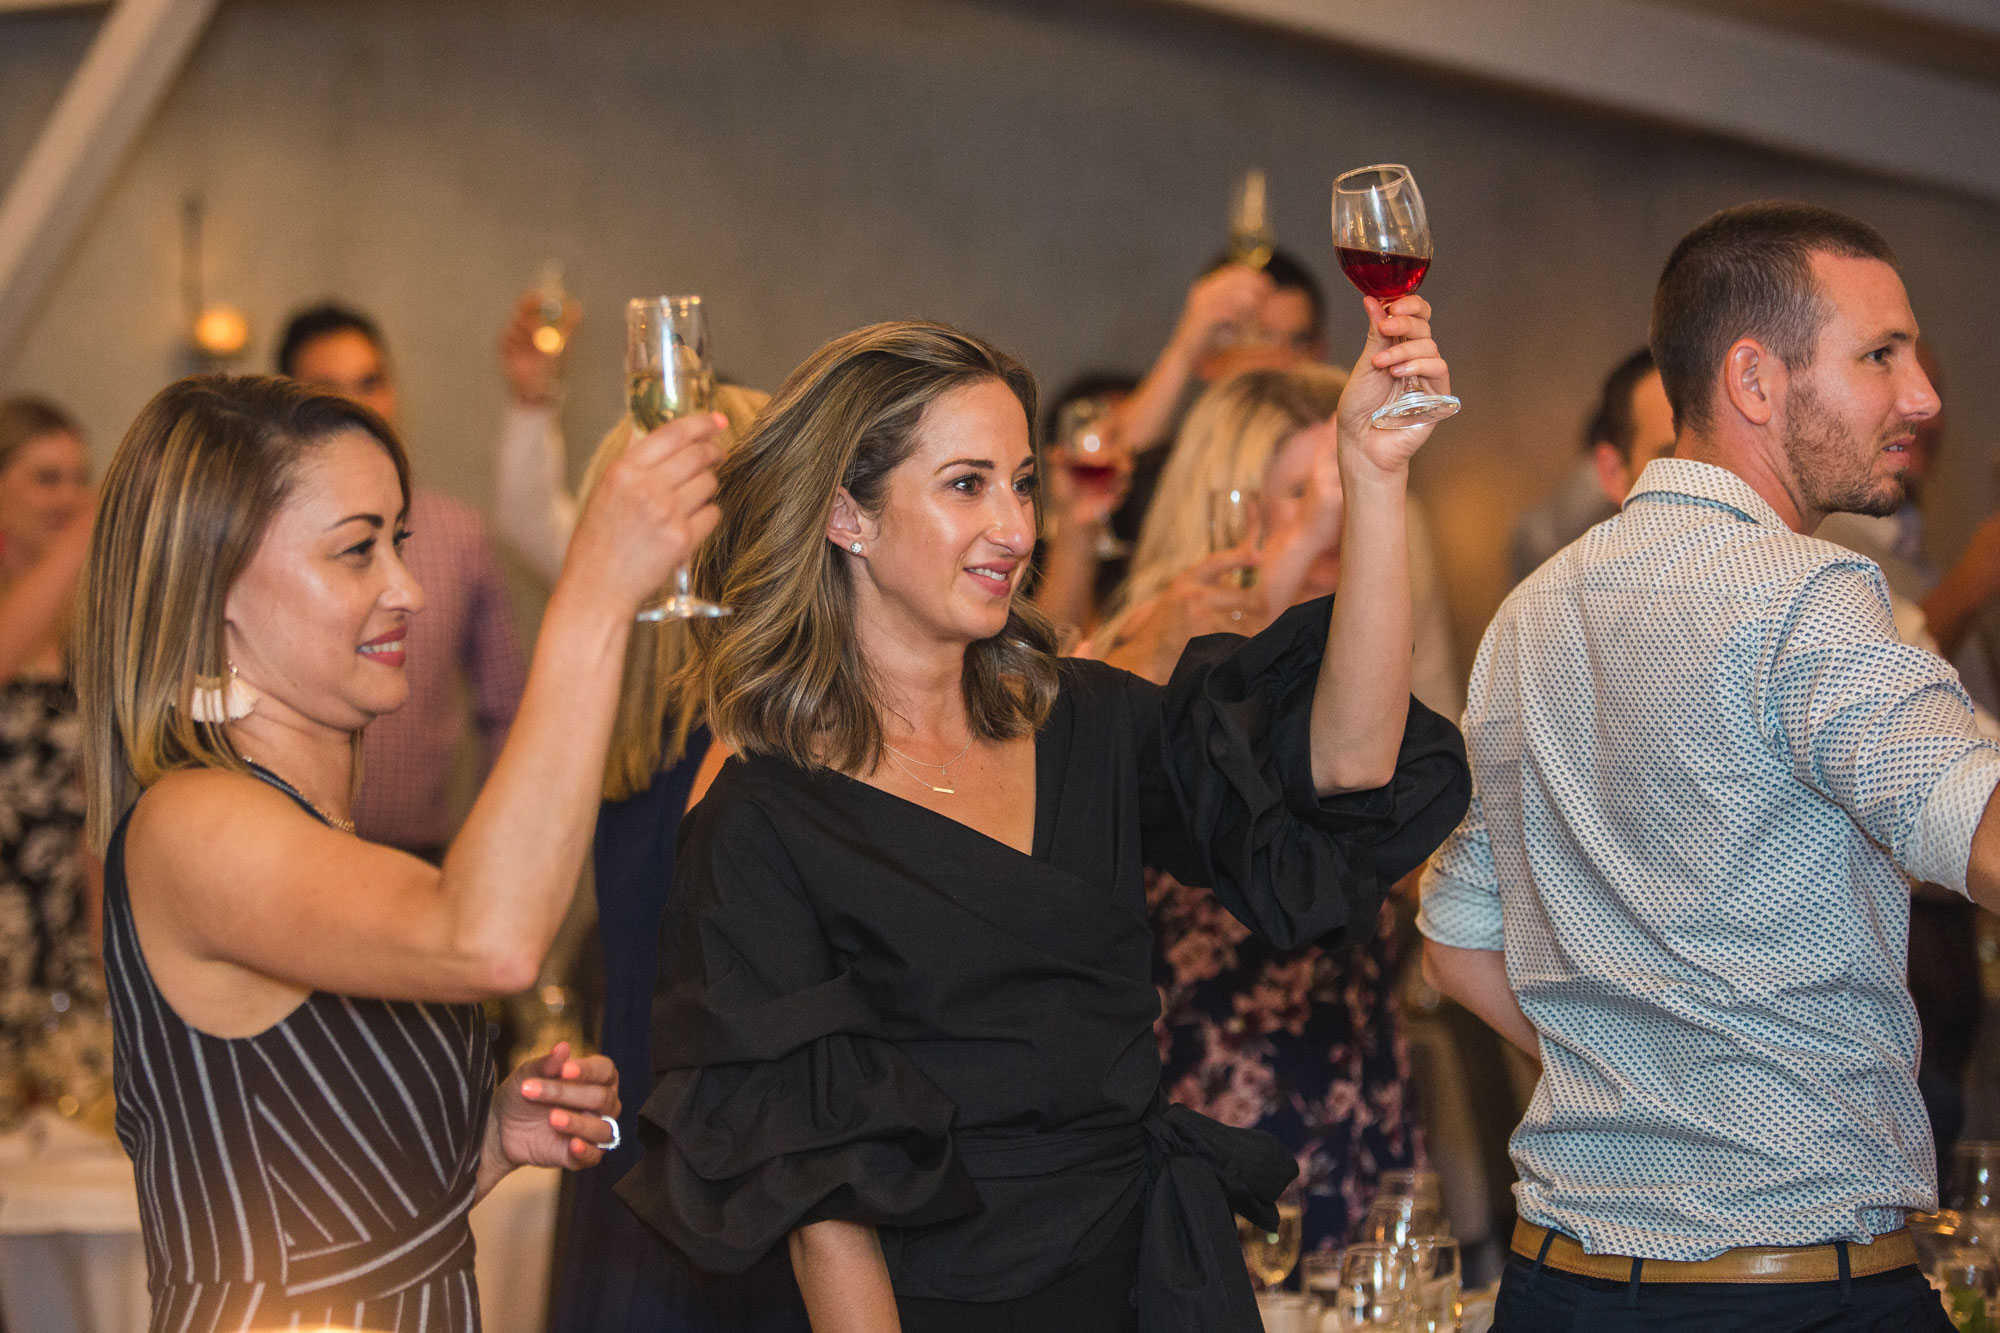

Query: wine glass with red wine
[1332,164,1461,428]
[1055,396,1130,560]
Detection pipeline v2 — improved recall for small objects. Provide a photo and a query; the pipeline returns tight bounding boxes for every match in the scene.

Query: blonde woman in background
[0,399,102,1125]
[1091,365,1455,1254]
[544,384,811,1333]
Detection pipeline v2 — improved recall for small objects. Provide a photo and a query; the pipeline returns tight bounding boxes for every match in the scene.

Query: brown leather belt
[1512,1219,1918,1284]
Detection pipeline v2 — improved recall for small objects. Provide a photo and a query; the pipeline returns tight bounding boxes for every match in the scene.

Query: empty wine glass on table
[1054,396,1129,560]
[627,295,729,621]
[1403,1237,1461,1333]
[1209,486,1263,589]
[1330,1242,1411,1331]
[1331,164,1460,429]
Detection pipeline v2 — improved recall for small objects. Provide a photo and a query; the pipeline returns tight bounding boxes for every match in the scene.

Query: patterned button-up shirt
[1419,457,2000,1261]
[354,489,527,852]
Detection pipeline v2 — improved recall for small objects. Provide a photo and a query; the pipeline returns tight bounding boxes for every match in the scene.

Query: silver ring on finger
[604,1117,622,1152]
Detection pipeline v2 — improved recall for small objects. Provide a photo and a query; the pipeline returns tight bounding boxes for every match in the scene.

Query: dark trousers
[1493,1255,1955,1332]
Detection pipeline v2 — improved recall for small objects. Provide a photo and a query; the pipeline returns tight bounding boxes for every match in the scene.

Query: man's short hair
[275,303,387,378]
[1203,247,1325,337]
[1649,202,1895,433]
[1585,348,1657,461]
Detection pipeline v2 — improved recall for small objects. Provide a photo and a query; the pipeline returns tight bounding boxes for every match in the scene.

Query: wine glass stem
[675,565,694,599]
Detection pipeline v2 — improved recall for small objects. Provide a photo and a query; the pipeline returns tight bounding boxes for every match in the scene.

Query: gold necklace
[880,735,974,796]
[242,759,357,835]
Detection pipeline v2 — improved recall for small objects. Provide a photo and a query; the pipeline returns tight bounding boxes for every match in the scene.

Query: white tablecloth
[0,1111,560,1333]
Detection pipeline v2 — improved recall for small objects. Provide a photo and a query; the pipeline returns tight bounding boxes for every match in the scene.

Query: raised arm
[1105,265,1271,456]
[133,413,723,1005]
[0,503,90,682]
[495,291,581,582]
[1310,295,1449,794]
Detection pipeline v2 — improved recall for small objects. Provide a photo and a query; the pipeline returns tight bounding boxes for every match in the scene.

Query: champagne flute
[1054,397,1129,560]
[1332,164,1460,428]
[1229,167,1273,271]
[532,259,569,356]
[1208,487,1262,589]
[627,296,729,621]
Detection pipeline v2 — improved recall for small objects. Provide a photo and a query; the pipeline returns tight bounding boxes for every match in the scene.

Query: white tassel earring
[190,663,259,723]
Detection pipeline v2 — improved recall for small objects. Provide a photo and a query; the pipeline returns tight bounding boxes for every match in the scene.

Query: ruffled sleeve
[1135,594,1470,950]
[615,790,981,1274]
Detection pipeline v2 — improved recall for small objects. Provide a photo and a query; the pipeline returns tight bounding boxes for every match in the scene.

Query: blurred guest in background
[1030,372,1137,637]
[1507,347,1675,585]
[0,398,102,1124]
[1088,365,1439,1251]
[494,289,583,584]
[1103,250,1327,576]
[77,373,721,1331]
[278,304,528,860]
[544,385,809,1333]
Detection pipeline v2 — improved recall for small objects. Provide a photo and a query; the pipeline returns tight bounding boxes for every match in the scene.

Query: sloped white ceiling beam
[0,0,216,364]
[1156,0,2000,202]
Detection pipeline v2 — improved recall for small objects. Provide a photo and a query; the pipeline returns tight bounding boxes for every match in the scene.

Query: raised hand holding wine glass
[1332,164,1460,428]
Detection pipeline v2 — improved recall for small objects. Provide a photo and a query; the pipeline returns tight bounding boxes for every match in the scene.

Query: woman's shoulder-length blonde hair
[584,382,767,802]
[76,374,410,851]
[678,320,1061,775]
[1104,362,1346,631]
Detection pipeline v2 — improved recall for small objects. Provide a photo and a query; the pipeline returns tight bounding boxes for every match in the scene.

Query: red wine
[1066,461,1121,490]
[1336,247,1430,300]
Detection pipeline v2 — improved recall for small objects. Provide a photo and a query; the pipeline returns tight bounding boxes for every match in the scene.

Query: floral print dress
[1149,869,1421,1252]
[0,677,102,1123]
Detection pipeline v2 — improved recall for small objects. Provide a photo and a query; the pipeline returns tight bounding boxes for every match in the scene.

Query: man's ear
[826,486,879,554]
[1591,441,1633,506]
[1720,338,1780,429]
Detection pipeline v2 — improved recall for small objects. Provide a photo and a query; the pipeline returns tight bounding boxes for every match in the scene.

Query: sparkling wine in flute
[626,295,729,621]
[1237,1204,1304,1290]
[1332,164,1460,428]
[1228,167,1273,271]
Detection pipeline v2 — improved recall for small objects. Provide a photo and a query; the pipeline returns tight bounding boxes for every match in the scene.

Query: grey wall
[5,0,1999,668]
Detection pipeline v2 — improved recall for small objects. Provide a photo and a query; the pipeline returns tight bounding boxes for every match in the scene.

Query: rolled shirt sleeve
[1764,562,2000,897]
[1417,785,1505,951]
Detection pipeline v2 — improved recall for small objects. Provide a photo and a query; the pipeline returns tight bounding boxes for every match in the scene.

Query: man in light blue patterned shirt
[1421,202,2000,1330]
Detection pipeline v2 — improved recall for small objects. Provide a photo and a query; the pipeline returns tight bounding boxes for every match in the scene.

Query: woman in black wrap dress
[621,302,1462,1332]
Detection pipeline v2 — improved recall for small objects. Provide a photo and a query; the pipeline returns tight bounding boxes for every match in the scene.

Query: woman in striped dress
[74,374,722,1330]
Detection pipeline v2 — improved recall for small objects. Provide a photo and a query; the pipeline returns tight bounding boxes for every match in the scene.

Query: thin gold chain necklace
[243,759,357,835]
[880,735,974,796]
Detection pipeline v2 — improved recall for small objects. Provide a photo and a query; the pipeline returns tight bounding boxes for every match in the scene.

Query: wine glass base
[1370,392,1461,429]
[636,597,733,622]
[1093,535,1131,561]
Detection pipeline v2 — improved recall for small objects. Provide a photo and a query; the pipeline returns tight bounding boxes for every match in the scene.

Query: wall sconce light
[181,193,250,359]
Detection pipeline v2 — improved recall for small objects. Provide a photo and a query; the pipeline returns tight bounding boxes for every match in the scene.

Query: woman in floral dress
[0,398,100,1123]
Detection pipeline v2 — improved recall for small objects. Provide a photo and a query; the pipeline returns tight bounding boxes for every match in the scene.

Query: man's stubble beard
[1783,378,1905,519]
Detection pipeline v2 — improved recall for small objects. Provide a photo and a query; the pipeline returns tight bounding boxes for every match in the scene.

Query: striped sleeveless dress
[104,775,494,1332]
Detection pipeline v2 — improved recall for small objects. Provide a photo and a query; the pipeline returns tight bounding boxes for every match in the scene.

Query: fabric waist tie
[956,1101,1296,1332]
[282,1176,477,1300]
[1511,1220,1919,1285]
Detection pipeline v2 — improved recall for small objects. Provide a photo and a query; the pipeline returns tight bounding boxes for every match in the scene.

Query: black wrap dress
[617,600,1470,1330]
